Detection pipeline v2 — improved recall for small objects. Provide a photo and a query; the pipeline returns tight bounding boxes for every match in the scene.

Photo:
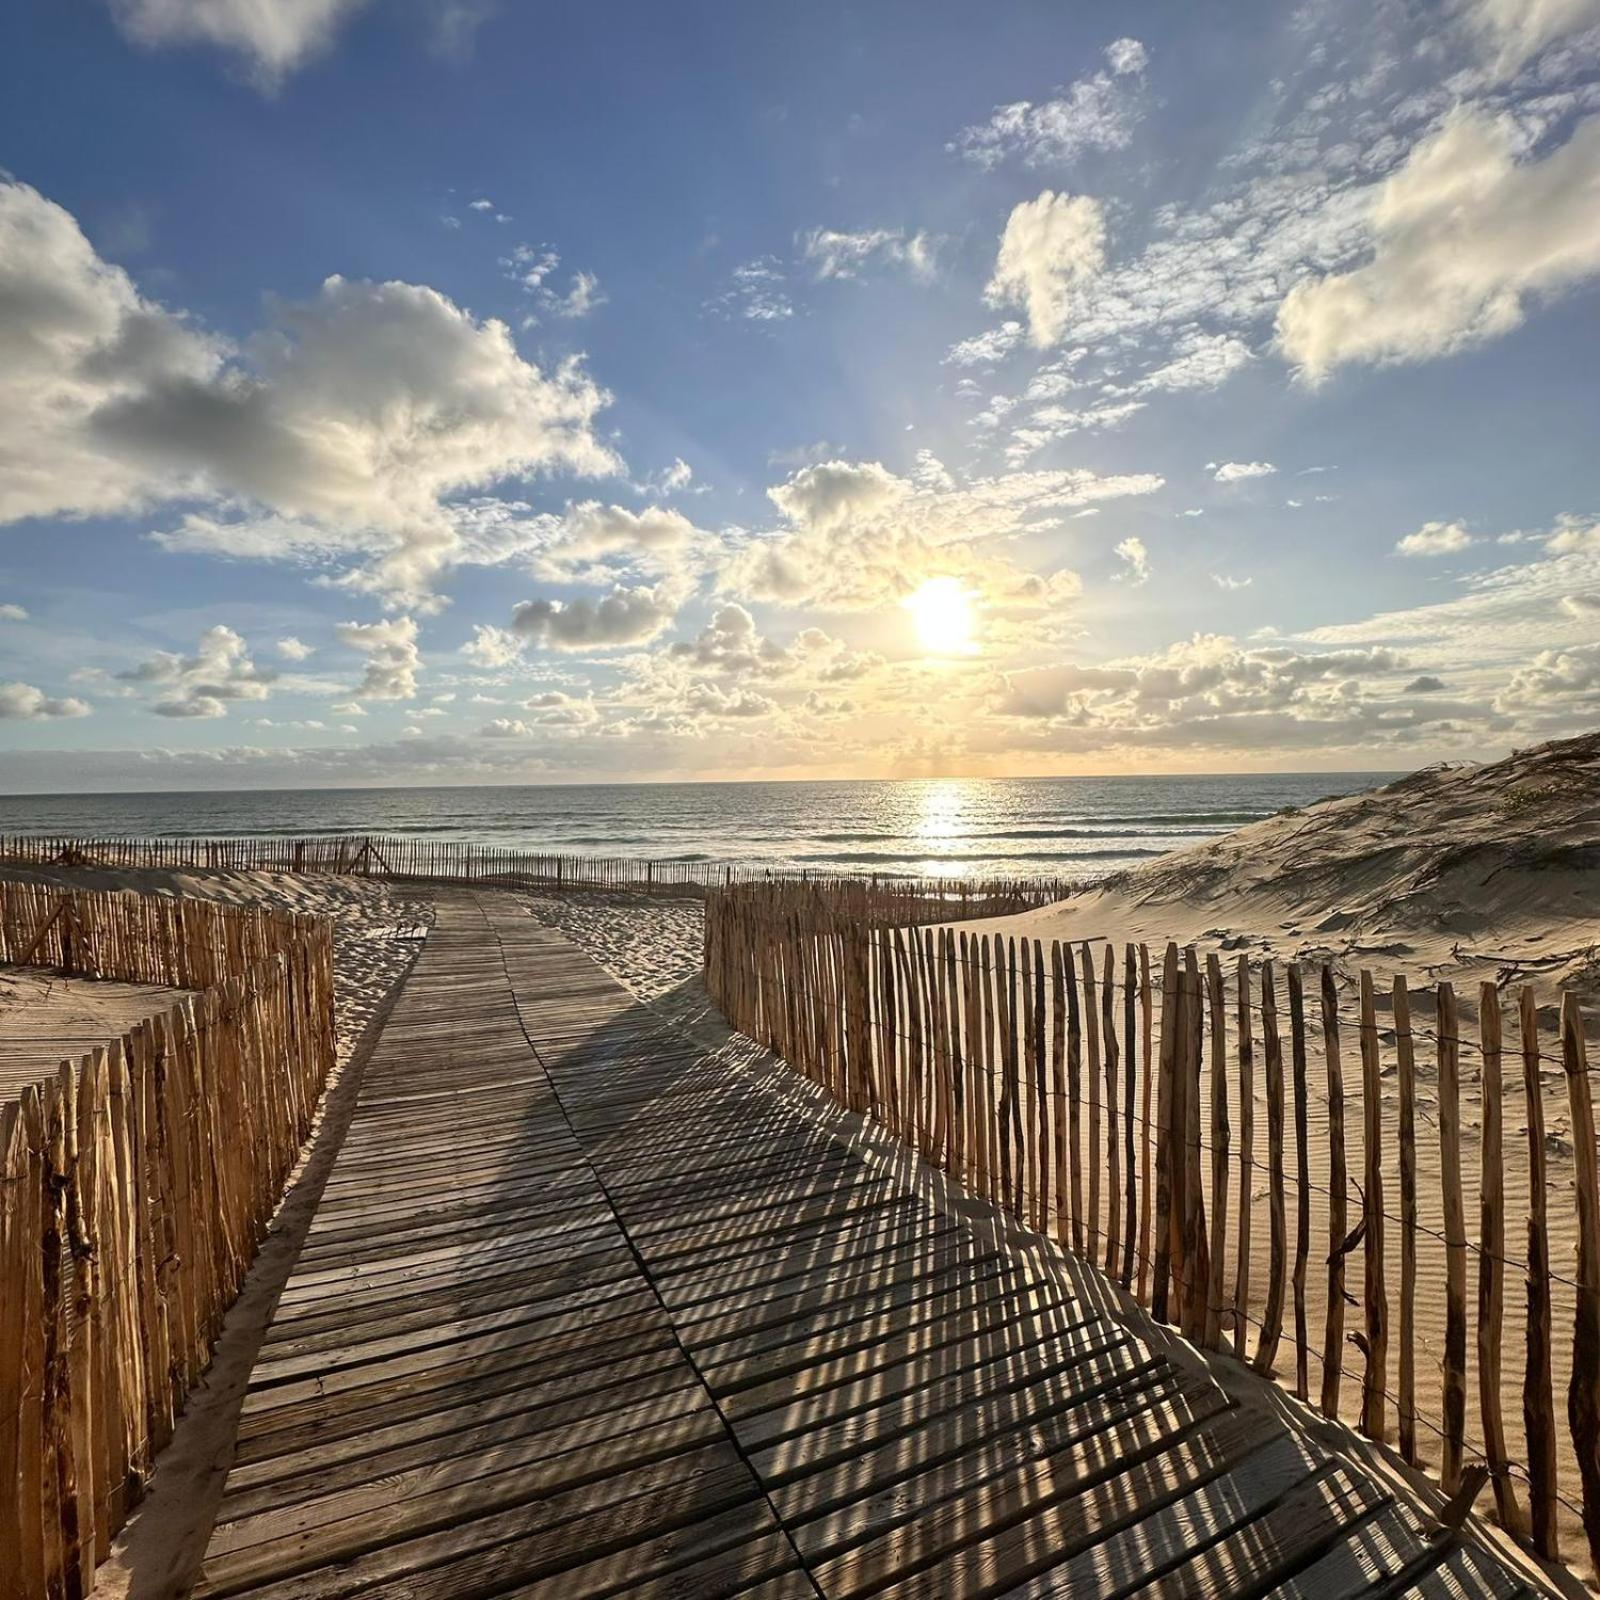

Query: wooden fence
[0,833,1079,910]
[704,883,1600,1578]
[1,887,335,1600]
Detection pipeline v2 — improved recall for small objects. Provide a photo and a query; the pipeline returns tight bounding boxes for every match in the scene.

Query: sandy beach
[2,736,1595,1588]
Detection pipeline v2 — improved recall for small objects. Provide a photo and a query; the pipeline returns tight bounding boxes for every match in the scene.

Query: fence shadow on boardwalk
[513,951,1543,1597]
[704,879,1600,1587]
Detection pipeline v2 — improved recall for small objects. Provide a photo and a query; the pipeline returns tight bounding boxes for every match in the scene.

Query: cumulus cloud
[1277,109,1600,380]
[725,457,1162,613]
[0,603,28,621]
[801,228,940,282]
[337,616,420,699]
[950,38,1149,169]
[994,636,1416,744]
[106,0,367,84]
[985,191,1107,347]
[1396,520,1476,556]
[117,624,276,718]
[276,636,314,660]
[665,604,882,685]
[460,623,523,668]
[1112,536,1151,586]
[0,683,91,720]
[1497,640,1600,707]
[0,179,618,610]
[510,584,680,651]
[1211,460,1276,482]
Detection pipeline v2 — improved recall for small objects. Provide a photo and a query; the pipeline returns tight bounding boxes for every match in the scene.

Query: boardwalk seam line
[477,892,826,1600]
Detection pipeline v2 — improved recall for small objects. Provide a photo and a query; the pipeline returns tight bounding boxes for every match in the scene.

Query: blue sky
[1,0,1597,789]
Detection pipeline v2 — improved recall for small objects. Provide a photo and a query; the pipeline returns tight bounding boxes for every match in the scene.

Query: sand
[7,736,1595,1586]
[0,968,198,1104]
[0,863,428,1600]
[939,733,1600,1570]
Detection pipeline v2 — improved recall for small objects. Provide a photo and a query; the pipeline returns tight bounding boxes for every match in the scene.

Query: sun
[904,576,977,656]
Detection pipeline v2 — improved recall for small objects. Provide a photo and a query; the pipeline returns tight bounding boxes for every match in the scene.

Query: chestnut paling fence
[0,832,1077,910]
[704,878,1600,1578]
[0,881,336,1600]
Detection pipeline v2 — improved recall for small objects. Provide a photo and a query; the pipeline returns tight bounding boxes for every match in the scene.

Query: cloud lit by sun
[905,576,977,656]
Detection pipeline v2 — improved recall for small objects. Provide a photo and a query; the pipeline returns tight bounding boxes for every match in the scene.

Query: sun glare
[905,577,976,656]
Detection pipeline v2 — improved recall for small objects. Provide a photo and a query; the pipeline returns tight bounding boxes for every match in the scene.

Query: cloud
[276,636,314,660]
[950,38,1149,169]
[0,603,28,621]
[106,0,368,84]
[337,616,420,699]
[1210,573,1253,590]
[943,322,1026,369]
[0,683,91,720]
[1405,674,1448,692]
[1561,592,1600,616]
[1112,536,1151,586]
[683,682,777,720]
[663,604,882,687]
[1122,333,1254,395]
[509,584,680,650]
[800,228,940,282]
[994,637,1416,744]
[1497,640,1600,707]
[1460,0,1600,77]
[709,257,793,322]
[724,456,1161,612]
[1211,460,1276,482]
[0,179,618,610]
[479,717,531,737]
[531,501,704,579]
[501,244,605,321]
[1546,513,1600,553]
[117,624,276,717]
[460,623,523,667]
[1396,519,1476,556]
[985,191,1107,347]
[1277,109,1600,380]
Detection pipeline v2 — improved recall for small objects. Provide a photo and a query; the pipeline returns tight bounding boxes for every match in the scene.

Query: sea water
[0,772,1392,880]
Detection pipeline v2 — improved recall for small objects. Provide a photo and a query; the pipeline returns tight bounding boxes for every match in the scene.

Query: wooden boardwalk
[193,892,1541,1599]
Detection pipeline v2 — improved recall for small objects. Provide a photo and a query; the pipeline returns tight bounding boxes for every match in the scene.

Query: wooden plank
[1321,965,1347,1420]
[1256,961,1286,1376]
[1395,976,1420,1468]
[1476,982,1519,1537]
[1519,985,1559,1559]
[1438,982,1468,1493]
[1359,969,1387,1441]
[1565,989,1600,1574]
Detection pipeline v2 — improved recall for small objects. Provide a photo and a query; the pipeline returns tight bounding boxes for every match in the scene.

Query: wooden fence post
[1204,954,1229,1351]
[1395,976,1420,1467]
[1320,966,1347,1419]
[1439,982,1468,1493]
[1234,955,1255,1362]
[1522,986,1559,1558]
[1152,943,1181,1325]
[1359,970,1387,1440]
[1288,965,1311,1402]
[1475,985,1522,1535]
[1564,991,1600,1573]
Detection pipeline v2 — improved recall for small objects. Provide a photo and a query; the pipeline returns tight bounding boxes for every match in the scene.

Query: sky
[1,0,1598,791]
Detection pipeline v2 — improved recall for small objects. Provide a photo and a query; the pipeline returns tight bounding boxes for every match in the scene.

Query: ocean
[0,772,1393,880]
